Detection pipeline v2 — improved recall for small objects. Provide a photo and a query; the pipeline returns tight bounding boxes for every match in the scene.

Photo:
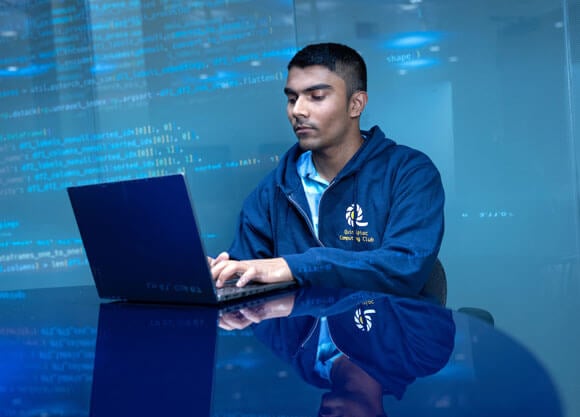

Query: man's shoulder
[368,139,437,172]
[363,126,431,162]
[392,143,434,163]
[359,137,442,192]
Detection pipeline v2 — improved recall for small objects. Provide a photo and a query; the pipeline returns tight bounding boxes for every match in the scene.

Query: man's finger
[211,261,228,282]
[218,319,234,331]
[215,251,230,263]
[210,252,227,267]
[219,311,252,330]
[215,262,247,288]
[236,266,258,287]
[238,306,266,323]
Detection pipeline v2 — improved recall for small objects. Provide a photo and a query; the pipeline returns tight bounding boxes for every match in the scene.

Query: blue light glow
[0,64,53,77]
[399,57,439,69]
[385,32,443,49]
[91,63,117,73]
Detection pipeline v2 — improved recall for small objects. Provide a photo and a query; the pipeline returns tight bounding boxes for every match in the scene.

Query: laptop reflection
[89,302,218,417]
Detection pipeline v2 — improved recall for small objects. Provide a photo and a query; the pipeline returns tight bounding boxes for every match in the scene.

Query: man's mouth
[294,124,315,134]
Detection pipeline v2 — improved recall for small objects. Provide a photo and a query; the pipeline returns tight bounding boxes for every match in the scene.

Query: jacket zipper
[299,317,320,349]
[286,193,326,247]
[284,176,343,248]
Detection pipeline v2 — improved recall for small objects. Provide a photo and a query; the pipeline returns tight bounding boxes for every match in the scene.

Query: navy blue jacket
[228,125,444,297]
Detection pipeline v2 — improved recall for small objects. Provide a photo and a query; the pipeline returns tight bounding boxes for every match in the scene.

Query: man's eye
[311,94,325,101]
[287,97,297,104]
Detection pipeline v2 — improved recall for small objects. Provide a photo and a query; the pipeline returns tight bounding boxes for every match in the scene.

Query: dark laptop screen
[67,175,218,304]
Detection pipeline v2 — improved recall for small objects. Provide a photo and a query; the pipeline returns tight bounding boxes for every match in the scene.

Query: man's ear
[349,91,368,118]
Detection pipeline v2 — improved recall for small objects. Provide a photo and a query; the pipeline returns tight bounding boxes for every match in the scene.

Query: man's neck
[312,133,363,182]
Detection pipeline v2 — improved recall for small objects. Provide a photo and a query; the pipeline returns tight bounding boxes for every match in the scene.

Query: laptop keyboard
[216,280,277,300]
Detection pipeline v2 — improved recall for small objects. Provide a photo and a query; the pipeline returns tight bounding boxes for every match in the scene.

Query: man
[211,42,444,299]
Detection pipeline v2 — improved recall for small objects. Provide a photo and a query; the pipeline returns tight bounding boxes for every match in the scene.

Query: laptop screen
[67,175,218,304]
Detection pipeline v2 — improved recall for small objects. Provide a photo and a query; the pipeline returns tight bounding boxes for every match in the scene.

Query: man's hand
[209,251,294,288]
[219,293,296,330]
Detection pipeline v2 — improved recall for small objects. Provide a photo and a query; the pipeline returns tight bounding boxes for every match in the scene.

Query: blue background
[1,1,579,415]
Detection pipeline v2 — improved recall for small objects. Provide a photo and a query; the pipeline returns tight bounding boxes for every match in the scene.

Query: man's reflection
[220,288,456,417]
[317,348,386,417]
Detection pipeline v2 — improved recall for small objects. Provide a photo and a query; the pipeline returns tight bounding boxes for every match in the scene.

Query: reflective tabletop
[0,285,561,416]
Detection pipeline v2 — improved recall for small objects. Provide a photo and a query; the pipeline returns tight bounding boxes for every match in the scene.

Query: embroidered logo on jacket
[345,203,368,227]
[354,307,376,332]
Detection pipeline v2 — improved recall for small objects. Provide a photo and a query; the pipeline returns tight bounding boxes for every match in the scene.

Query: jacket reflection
[251,288,456,417]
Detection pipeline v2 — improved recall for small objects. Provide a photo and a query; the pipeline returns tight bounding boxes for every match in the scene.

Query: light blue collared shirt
[314,317,342,381]
[296,151,329,237]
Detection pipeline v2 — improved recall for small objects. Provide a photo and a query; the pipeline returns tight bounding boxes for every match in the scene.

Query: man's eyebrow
[283,84,333,95]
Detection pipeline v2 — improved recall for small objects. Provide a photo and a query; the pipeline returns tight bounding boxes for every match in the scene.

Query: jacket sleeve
[283,156,444,298]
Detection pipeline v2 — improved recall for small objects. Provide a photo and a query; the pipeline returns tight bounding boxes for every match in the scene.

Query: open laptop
[66,174,294,305]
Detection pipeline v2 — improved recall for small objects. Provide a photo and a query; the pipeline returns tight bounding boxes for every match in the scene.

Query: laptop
[66,174,294,305]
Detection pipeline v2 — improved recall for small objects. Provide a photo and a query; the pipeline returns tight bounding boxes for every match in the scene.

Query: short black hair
[287,42,367,98]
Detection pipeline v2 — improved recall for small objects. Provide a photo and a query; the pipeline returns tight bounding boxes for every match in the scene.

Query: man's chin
[318,392,344,416]
[296,136,319,151]
[318,391,379,417]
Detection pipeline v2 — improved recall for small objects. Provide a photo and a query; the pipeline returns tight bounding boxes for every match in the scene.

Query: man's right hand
[209,251,295,288]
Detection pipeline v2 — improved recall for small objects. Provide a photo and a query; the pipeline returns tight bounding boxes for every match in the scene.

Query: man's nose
[292,96,308,118]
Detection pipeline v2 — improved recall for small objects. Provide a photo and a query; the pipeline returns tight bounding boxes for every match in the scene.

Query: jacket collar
[276,125,395,196]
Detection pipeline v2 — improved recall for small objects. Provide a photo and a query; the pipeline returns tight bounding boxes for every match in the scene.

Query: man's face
[284,65,355,153]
